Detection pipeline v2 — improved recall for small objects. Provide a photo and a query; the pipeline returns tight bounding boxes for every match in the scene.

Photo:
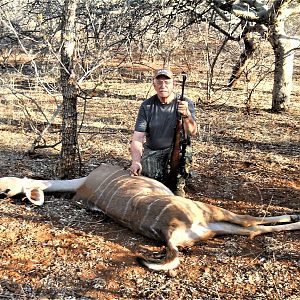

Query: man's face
[153,76,175,99]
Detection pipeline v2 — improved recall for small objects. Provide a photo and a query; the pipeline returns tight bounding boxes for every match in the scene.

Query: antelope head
[0,177,49,206]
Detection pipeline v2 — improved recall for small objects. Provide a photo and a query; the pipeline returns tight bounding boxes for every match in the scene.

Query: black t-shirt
[134,94,196,150]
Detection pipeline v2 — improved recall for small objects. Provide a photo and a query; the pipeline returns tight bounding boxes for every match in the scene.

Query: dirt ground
[0,65,300,299]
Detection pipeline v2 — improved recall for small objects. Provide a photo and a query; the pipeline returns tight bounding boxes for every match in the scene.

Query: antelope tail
[136,244,180,271]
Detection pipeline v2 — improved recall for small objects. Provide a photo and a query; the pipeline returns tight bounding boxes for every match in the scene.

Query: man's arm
[178,100,197,136]
[130,131,145,175]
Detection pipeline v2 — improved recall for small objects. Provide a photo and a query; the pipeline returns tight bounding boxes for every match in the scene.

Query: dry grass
[0,62,300,299]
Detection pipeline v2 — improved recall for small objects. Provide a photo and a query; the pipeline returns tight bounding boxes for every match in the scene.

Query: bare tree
[129,0,299,111]
[210,0,300,112]
[60,0,78,178]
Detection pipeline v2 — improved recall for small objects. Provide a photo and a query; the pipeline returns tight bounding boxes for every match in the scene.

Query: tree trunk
[268,4,300,112]
[60,0,78,178]
[270,32,298,112]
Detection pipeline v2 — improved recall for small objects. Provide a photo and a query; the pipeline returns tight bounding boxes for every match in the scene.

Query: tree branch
[212,0,269,21]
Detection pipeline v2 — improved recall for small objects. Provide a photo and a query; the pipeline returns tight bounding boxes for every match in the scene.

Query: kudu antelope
[0,164,299,271]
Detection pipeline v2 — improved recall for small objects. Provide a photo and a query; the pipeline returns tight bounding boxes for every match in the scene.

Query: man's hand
[130,131,145,176]
[178,100,191,118]
[130,162,142,176]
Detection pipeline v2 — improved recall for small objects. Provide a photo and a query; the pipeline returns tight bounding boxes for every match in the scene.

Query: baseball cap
[154,69,173,79]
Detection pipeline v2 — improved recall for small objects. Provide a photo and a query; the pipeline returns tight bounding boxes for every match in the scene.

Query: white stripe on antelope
[0,163,299,271]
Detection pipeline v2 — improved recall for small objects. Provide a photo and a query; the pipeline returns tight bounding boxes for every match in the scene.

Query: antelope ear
[24,187,45,206]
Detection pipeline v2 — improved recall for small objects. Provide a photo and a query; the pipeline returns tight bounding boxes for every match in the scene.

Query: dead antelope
[0,164,299,271]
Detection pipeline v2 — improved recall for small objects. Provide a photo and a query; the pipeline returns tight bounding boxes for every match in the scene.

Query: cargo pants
[141,144,192,196]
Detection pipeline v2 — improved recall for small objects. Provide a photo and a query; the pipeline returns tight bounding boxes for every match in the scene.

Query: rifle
[168,73,190,192]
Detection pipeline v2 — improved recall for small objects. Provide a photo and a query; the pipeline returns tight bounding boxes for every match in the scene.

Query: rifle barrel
[181,73,187,100]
